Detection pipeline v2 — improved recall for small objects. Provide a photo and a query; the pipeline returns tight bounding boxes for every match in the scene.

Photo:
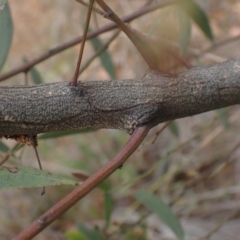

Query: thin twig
[24,71,29,85]
[29,135,45,195]
[0,0,182,82]
[152,121,172,144]
[32,145,45,195]
[203,34,240,54]
[14,124,151,239]
[73,0,95,86]
[76,0,103,15]
[96,0,158,68]
[78,29,120,76]
[199,209,240,240]
[0,143,22,166]
[168,50,193,69]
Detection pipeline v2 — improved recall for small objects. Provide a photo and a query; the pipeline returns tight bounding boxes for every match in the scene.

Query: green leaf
[89,36,116,79]
[99,179,114,228]
[0,3,13,71]
[178,1,213,41]
[176,6,191,55]
[0,141,9,153]
[168,121,180,138]
[65,231,86,240]
[135,191,184,240]
[29,66,43,84]
[98,179,111,191]
[0,0,7,5]
[216,108,229,129]
[78,223,106,240]
[104,191,113,228]
[38,129,95,140]
[0,166,79,189]
[0,0,7,15]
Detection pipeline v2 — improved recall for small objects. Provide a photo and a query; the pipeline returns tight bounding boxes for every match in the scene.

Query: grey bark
[0,59,240,137]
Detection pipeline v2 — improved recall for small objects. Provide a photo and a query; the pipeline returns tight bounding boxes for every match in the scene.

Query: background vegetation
[1,0,240,239]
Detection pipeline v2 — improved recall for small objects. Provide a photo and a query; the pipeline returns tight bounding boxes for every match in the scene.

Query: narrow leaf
[0,3,13,71]
[89,37,116,79]
[99,180,114,228]
[30,66,43,84]
[38,129,95,140]
[176,6,191,55]
[178,1,213,40]
[135,191,184,240]
[0,141,9,153]
[0,166,79,189]
[104,191,113,228]
[216,108,229,129]
[168,121,180,138]
[78,223,106,240]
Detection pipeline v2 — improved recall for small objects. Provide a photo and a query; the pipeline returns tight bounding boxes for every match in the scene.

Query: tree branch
[1,59,240,137]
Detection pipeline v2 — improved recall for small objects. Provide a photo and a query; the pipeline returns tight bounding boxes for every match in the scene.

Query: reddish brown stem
[32,145,45,195]
[72,0,95,86]
[14,124,151,240]
[168,50,193,69]
[0,0,182,82]
[76,0,104,15]
[96,0,158,68]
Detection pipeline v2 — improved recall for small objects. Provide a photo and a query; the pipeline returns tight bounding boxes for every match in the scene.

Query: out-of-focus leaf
[104,191,113,228]
[0,166,79,189]
[65,231,86,240]
[98,179,111,191]
[168,121,180,138]
[78,223,106,240]
[0,3,13,71]
[216,108,229,129]
[38,129,95,140]
[178,1,213,41]
[176,6,191,55]
[0,0,7,14]
[0,0,7,15]
[29,66,43,84]
[99,179,114,228]
[89,36,116,79]
[0,0,7,5]
[135,191,184,240]
[0,141,9,153]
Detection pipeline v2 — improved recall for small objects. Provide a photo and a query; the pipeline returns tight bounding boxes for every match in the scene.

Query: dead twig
[72,0,95,86]
[199,209,240,240]
[78,29,120,76]
[0,0,181,82]
[14,124,151,239]
[76,0,103,15]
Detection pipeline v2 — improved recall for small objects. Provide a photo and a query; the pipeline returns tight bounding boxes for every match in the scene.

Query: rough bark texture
[0,59,240,136]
